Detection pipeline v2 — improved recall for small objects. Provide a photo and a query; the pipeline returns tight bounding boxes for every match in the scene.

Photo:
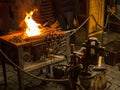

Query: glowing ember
[24,9,41,37]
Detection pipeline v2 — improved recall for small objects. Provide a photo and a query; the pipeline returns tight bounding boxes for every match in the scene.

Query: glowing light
[24,9,41,37]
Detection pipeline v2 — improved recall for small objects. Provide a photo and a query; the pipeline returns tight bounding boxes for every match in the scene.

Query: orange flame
[24,9,41,37]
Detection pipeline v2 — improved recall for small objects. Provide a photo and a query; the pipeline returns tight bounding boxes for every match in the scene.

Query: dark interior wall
[0,1,10,35]
[10,0,41,29]
[39,0,56,25]
[79,0,88,17]
[8,0,56,29]
[78,0,89,28]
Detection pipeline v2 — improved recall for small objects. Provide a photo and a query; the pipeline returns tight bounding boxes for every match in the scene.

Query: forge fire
[24,9,42,37]
[7,9,65,43]
[8,27,64,43]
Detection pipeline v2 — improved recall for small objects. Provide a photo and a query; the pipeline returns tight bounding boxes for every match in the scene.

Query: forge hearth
[0,27,68,71]
[0,27,70,89]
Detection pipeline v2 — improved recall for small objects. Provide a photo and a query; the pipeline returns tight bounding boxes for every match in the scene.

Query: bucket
[52,65,67,79]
